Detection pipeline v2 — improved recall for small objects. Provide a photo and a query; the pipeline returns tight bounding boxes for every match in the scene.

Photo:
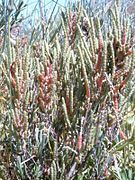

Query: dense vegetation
[0,0,135,179]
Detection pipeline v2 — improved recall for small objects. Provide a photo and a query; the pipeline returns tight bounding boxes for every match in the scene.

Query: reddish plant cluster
[37,63,53,111]
[112,34,132,111]
[68,13,77,46]
[96,36,103,73]
[94,29,133,113]
[10,61,22,101]
[10,61,16,88]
